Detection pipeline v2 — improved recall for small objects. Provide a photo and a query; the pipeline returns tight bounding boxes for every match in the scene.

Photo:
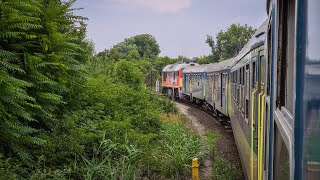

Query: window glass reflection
[304,0,320,179]
[307,0,320,63]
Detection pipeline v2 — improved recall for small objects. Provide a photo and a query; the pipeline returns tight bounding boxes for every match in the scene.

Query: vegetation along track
[175,101,244,180]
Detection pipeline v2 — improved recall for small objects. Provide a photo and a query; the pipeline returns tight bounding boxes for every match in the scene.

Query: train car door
[257,50,266,180]
[262,18,272,180]
[223,73,228,113]
[216,74,221,110]
[221,73,226,110]
[212,74,215,102]
[250,58,258,180]
[211,74,214,103]
[190,73,193,101]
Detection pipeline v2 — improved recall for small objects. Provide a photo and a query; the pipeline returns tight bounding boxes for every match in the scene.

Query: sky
[74,0,267,58]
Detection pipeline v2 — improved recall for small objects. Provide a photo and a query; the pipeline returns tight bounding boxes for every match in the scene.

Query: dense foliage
[0,0,87,166]
[0,0,204,179]
[205,24,256,62]
[96,34,161,62]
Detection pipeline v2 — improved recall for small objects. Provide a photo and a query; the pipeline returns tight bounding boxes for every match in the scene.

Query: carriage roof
[162,62,197,72]
[231,19,268,70]
[183,64,207,73]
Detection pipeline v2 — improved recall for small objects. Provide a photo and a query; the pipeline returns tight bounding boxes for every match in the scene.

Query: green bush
[0,154,18,180]
[0,0,205,178]
[156,96,178,114]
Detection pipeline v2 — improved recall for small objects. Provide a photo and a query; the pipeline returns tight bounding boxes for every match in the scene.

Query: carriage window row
[231,63,254,115]
[207,74,220,89]
[185,74,202,79]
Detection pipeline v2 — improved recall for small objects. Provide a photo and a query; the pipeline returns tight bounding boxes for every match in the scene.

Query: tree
[107,34,161,61]
[133,34,160,59]
[205,35,220,61]
[206,24,256,61]
[193,55,219,64]
[0,0,87,166]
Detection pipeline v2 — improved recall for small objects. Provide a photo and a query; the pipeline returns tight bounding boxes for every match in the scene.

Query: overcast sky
[74,0,267,58]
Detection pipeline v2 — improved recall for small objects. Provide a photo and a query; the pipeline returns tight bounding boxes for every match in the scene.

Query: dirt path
[175,102,244,180]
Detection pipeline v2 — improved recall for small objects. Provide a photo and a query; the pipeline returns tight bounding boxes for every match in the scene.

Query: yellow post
[192,158,200,180]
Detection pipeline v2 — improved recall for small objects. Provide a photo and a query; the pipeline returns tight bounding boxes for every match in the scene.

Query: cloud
[107,0,192,13]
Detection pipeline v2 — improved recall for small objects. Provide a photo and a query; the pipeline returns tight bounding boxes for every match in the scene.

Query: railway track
[173,99,244,179]
[175,99,233,133]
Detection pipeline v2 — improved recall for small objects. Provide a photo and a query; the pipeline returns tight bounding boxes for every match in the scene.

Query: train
[161,0,320,179]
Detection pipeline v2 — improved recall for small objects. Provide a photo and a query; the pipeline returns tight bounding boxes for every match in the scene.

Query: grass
[141,113,204,179]
[212,157,242,180]
[204,132,241,180]
[76,111,204,180]
[204,132,220,153]
[160,113,188,124]
[80,133,140,180]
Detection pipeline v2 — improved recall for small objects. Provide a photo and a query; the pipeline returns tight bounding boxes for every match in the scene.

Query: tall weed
[204,132,220,153]
[81,132,141,180]
[212,157,241,180]
[142,122,204,179]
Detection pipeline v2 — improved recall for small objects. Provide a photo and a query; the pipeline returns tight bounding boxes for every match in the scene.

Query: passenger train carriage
[206,58,237,116]
[229,20,268,180]
[161,0,319,179]
[182,64,207,103]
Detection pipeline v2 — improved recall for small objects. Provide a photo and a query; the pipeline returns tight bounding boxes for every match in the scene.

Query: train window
[234,72,236,98]
[252,61,256,89]
[245,65,250,119]
[216,74,219,89]
[213,75,215,89]
[267,24,272,96]
[240,68,242,85]
[285,0,295,113]
[260,54,265,92]
[212,75,214,88]
[237,69,240,104]
[221,73,223,107]
[240,68,242,107]
[302,2,320,179]
[235,71,237,98]
[273,124,290,180]
[242,67,245,112]
[276,0,295,114]
[232,72,235,97]
[231,72,233,83]
[232,72,234,83]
